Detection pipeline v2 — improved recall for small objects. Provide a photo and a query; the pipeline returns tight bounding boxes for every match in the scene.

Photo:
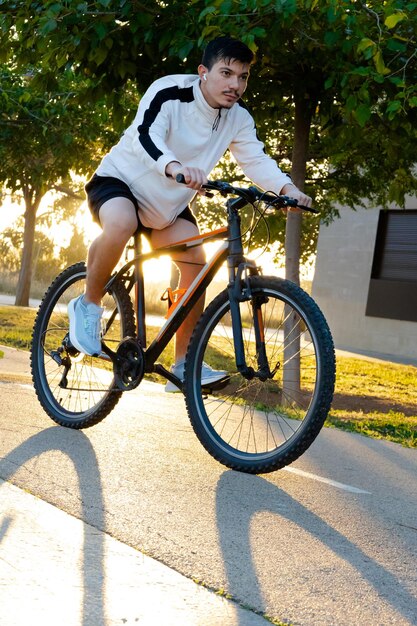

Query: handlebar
[175,174,319,214]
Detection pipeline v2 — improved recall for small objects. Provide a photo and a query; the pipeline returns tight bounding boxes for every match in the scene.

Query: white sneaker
[68,294,104,356]
[164,361,228,393]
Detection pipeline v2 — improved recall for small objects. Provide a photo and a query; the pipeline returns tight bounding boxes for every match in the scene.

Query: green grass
[0,305,415,447]
[0,304,174,378]
[326,410,416,447]
[0,305,36,349]
[325,356,417,447]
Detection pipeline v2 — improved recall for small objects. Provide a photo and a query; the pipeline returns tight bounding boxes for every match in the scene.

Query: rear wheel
[31,262,135,428]
[184,276,335,474]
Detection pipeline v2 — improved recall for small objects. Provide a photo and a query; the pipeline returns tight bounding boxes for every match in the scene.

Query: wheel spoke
[31,263,135,428]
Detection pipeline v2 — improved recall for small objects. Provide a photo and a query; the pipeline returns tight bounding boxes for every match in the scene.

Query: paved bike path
[0,345,416,626]
[0,345,270,625]
[0,478,268,626]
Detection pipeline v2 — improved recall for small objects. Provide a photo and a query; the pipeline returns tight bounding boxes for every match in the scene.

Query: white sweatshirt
[96,74,291,229]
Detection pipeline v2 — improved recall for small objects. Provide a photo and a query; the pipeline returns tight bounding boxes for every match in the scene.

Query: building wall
[312,203,417,363]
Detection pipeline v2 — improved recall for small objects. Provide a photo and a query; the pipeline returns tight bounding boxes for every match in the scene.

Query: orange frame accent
[154,226,228,250]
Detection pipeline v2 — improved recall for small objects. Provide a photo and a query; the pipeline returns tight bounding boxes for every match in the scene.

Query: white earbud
[202,74,207,81]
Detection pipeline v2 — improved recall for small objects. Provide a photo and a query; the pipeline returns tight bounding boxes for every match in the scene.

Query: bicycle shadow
[0,515,12,543]
[216,470,417,625]
[0,427,106,626]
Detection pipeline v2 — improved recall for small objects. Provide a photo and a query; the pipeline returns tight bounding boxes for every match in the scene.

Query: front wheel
[184,276,335,474]
[31,262,135,429]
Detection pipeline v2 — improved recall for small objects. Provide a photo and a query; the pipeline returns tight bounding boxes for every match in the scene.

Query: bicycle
[31,177,336,474]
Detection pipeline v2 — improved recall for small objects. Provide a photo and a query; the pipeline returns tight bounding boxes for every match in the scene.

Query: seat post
[133,232,146,347]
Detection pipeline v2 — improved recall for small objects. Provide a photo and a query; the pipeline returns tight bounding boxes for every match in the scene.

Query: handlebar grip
[274,196,319,214]
[175,172,214,198]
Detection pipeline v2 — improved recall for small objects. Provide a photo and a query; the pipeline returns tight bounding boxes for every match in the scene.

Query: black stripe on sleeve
[137,85,194,161]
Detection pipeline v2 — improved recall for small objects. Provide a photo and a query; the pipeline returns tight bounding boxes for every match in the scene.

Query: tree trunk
[15,187,42,306]
[283,94,314,404]
[285,95,313,282]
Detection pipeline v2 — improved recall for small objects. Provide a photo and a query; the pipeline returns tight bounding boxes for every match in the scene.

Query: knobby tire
[31,262,135,429]
[184,276,335,474]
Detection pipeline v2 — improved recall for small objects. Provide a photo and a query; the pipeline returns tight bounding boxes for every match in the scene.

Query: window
[366,210,417,322]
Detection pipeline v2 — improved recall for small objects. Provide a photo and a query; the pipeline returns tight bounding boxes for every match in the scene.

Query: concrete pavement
[0,344,416,626]
[0,478,268,626]
[0,344,270,626]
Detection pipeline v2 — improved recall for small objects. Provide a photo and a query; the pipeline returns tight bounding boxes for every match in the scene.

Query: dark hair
[202,36,254,70]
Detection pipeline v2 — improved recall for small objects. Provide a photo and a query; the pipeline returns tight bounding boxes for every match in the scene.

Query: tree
[0,65,120,305]
[215,1,417,280]
[2,0,416,398]
[0,221,62,285]
[60,227,89,269]
[2,1,417,304]
[0,200,89,289]
[1,1,416,281]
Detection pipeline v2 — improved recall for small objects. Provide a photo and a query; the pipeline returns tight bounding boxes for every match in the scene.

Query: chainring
[113,337,145,391]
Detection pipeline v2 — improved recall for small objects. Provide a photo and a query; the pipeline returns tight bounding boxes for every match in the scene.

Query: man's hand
[280,183,312,210]
[166,162,207,191]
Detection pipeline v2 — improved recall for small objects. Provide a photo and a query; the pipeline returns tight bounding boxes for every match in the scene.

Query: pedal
[202,375,231,392]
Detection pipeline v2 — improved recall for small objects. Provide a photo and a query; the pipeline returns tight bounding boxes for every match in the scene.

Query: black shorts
[85,174,197,236]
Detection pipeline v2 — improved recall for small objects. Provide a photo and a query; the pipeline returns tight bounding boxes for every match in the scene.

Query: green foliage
[0,62,129,302]
[225,0,417,209]
[60,226,88,267]
[0,225,21,273]
[0,65,121,194]
[1,0,417,257]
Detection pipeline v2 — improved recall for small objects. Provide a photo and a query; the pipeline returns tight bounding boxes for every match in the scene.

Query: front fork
[228,262,272,381]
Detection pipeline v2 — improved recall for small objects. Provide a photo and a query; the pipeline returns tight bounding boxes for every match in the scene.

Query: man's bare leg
[151,218,205,363]
[85,197,138,304]
[85,206,203,362]
[68,197,138,355]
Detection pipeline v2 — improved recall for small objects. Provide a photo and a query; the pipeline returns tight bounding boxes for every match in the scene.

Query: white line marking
[283,467,371,494]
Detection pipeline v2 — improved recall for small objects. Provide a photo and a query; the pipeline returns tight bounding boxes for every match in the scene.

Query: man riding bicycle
[68,36,312,391]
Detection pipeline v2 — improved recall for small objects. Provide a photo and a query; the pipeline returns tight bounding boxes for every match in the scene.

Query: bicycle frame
[31,174,333,472]
[104,196,267,382]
